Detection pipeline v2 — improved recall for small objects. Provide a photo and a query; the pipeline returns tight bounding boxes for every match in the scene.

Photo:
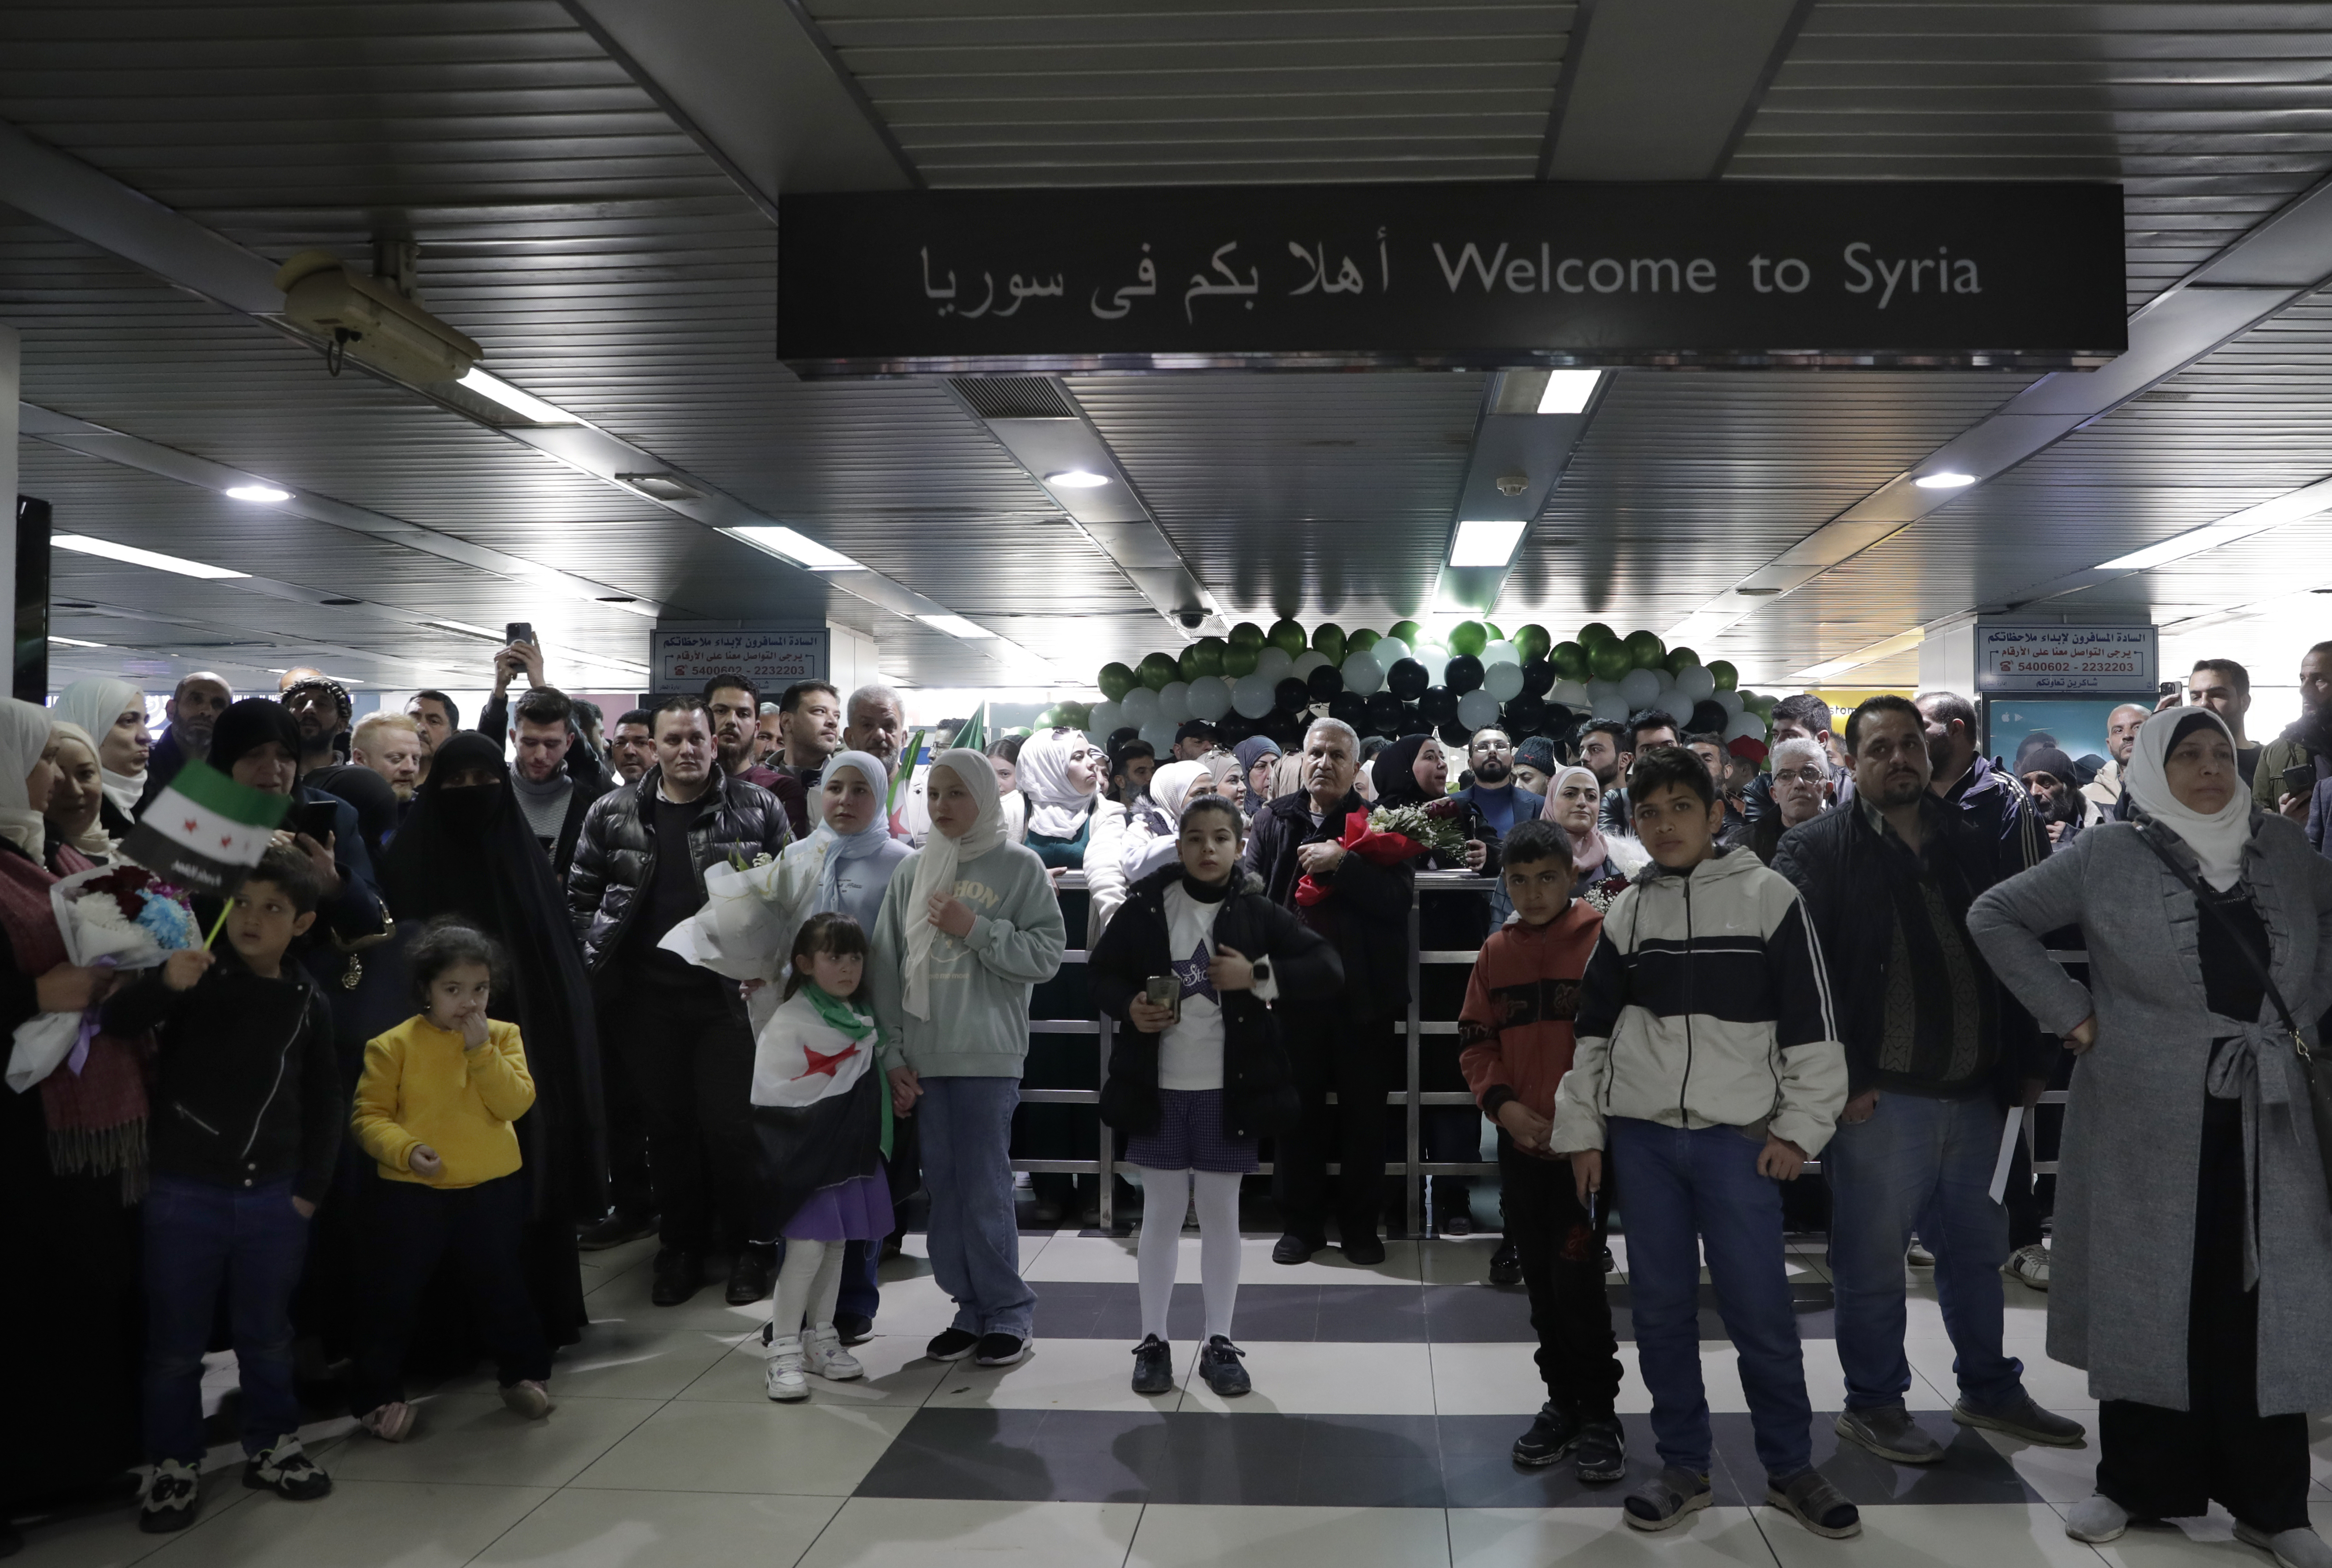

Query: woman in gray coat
[1968,708,2332,1564]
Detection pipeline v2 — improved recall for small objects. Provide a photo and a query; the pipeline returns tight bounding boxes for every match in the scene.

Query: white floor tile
[1976,1428,2100,1505]
[679,1333,953,1408]
[1127,1502,1453,1568]
[1759,1502,2109,1568]
[1179,1339,1435,1415]
[427,1324,749,1403]
[1431,1341,1550,1416]
[1,1469,255,1568]
[471,1487,843,1568]
[326,1392,659,1489]
[569,1400,913,1496]
[923,1334,1194,1411]
[1905,1340,2096,1414]
[798,1498,1142,1568]
[581,1261,797,1335]
[127,1479,552,1568]
[2092,1498,2332,1567]
[1449,1505,1783,1566]
[1023,1232,1423,1285]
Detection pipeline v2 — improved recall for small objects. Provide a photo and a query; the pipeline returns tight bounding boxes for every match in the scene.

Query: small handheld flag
[119,759,293,896]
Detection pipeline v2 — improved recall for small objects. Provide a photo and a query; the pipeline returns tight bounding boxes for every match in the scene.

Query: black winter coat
[566,765,791,975]
[1242,788,1415,1016]
[1090,867,1344,1140]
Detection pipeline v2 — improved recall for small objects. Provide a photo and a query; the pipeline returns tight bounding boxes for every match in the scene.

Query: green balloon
[1267,618,1309,654]
[1623,629,1666,669]
[1221,642,1259,678]
[1058,702,1090,731]
[1482,621,1504,643]
[1578,621,1618,649]
[1664,646,1701,675]
[1550,640,1588,680]
[1228,621,1265,649]
[1138,651,1178,691]
[1388,619,1422,645]
[1448,620,1489,658]
[1513,624,1551,661]
[1036,706,1063,727]
[1707,659,1739,692]
[1311,622,1346,665]
[1347,628,1381,654]
[1589,641,1633,683]
[1097,662,1137,701]
[1180,637,1229,681]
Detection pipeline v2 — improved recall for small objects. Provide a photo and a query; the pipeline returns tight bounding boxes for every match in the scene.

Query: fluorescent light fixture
[1793,659,1860,681]
[1449,519,1527,568]
[51,533,249,580]
[726,526,866,572]
[425,617,503,639]
[2100,523,2254,572]
[1913,471,1976,490]
[1791,628,1926,683]
[1536,370,1601,415]
[1044,470,1110,489]
[603,599,660,619]
[47,635,105,648]
[919,613,997,640]
[457,368,581,426]
[224,483,291,503]
[1665,602,1744,644]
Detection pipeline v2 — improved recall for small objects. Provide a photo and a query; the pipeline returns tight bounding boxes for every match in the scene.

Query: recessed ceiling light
[1536,369,1601,415]
[726,525,866,572]
[224,483,291,503]
[47,635,105,648]
[51,533,250,580]
[1449,519,1528,568]
[457,368,581,426]
[1045,470,1110,489]
[919,613,997,639]
[616,472,701,502]
[1913,471,1976,489]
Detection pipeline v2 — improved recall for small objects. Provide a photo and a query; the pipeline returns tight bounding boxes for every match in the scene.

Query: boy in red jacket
[1459,817,1623,1483]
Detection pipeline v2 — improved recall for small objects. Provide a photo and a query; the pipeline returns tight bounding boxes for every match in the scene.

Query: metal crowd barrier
[1016,871,2075,1235]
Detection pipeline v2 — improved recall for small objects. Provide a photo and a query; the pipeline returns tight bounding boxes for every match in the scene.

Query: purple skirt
[1124,1087,1258,1174]
[780,1168,894,1243]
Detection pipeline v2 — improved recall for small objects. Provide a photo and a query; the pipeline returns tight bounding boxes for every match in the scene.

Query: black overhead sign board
[777,181,2126,376]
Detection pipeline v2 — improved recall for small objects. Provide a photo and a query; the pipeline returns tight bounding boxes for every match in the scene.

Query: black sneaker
[1272,1232,1323,1265]
[1131,1334,1174,1395]
[243,1435,331,1501]
[833,1311,875,1347]
[1342,1232,1387,1266]
[1511,1403,1582,1467]
[1574,1417,1626,1483]
[926,1327,980,1362]
[650,1248,702,1307]
[576,1210,658,1251]
[1198,1336,1251,1397]
[139,1458,200,1533]
[1487,1237,1523,1286]
[1439,1209,1473,1237]
[974,1332,1027,1367]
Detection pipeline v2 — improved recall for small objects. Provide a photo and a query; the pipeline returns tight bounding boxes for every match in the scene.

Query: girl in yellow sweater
[348,921,552,1442]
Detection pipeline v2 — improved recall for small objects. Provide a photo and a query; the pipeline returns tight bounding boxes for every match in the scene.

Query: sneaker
[1272,1232,1322,1265]
[358,1400,416,1442]
[1906,1238,1936,1267]
[1574,1417,1626,1483]
[926,1328,980,1362]
[1130,1333,1175,1395]
[243,1435,331,1501]
[1487,1237,1523,1286]
[765,1335,809,1401]
[1952,1393,2086,1447]
[2002,1242,2051,1291]
[138,1458,200,1534]
[2063,1494,2132,1543]
[1623,1466,1711,1532]
[2235,1521,2332,1568]
[803,1326,863,1381]
[1198,1336,1251,1397]
[974,1332,1027,1367]
[1341,1232,1387,1266]
[1767,1467,1860,1539]
[499,1379,554,1419]
[833,1311,875,1347]
[1835,1403,1944,1464]
[576,1209,658,1251]
[1510,1403,1581,1467]
[1439,1209,1473,1237]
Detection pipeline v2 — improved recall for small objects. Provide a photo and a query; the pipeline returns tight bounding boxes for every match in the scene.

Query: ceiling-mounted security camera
[1176,610,1207,629]
[273,249,482,384]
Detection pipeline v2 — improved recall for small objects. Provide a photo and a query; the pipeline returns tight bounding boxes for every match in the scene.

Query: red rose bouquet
[1293,797,1471,907]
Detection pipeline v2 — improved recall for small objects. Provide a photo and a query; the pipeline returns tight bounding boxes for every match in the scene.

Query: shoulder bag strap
[2131,820,2302,1039]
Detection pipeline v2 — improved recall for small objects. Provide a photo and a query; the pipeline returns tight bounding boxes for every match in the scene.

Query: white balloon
[1482,639,1520,667]
[1254,646,1295,682]
[1291,650,1330,679]
[1591,692,1633,722]
[1415,648,1448,686]
[1549,678,1590,709]
[1456,687,1501,731]
[1652,665,1676,693]
[1140,720,1179,753]
[1373,636,1412,667]
[1340,651,1385,696]
[1585,677,1619,702]
[1120,686,1160,725]
[1482,660,1526,702]
[1618,667,1662,708]
[1231,672,1276,719]
[1724,711,1765,742]
[1716,687,1745,717]
[1673,665,1716,703]
[1157,679,1192,723]
[1185,676,1230,721]
[1088,700,1124,738]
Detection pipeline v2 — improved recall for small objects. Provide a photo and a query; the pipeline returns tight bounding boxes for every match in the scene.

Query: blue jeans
[1608,1117,1813,1482]
[1825,1089,2025,1411]
[919,1075,1036,1338]
[143,1175,310,1464]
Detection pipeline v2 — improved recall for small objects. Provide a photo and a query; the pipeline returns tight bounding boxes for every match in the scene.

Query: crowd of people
[7,635,2332,1559]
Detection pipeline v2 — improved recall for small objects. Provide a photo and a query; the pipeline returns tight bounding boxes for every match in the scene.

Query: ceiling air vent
[617,472,702,502]
[950,376,1077,421]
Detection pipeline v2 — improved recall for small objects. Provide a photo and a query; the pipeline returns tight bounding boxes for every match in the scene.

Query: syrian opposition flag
[119,759,292,895]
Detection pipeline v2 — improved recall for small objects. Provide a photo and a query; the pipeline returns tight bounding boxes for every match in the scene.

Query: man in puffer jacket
[1551,747,1857,1543]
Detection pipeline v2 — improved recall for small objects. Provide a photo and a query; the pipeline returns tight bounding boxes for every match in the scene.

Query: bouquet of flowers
[6,864,200,1092]
[1579,872,1634,914]
[655,849,792,984]
[1294,797,1472,907]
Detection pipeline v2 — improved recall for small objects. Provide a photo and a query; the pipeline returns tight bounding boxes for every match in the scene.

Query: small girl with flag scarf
[753,911,894,1402]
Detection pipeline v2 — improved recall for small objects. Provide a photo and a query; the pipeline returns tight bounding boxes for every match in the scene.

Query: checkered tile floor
[17,1226,2329,1566]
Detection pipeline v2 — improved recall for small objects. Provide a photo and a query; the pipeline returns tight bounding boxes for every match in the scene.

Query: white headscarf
[1014,726,1099,841]
[51,677,144,816]
[0,698,56,856]
[45,721,115,859]
[903,746,1006,1020]
[1147,759,1213,823]
[2125,707,2255,892]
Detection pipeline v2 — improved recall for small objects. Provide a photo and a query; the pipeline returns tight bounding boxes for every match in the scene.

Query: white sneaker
[765,1336,809,1402]
[803,1325,864,1381]
[2002,1243,2051,1291]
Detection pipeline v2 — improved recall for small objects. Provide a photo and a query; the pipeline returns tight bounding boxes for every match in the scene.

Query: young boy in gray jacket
[871,746,1066,1369]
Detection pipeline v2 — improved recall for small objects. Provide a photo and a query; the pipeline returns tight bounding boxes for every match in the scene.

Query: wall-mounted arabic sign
[777,181,2126,376]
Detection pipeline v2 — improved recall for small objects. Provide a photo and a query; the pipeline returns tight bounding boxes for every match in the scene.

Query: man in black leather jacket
[567,695,791,1308]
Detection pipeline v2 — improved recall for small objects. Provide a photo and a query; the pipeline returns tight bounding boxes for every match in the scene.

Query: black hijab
[1372,733,1437,808]
[383,731,605,1221]
[208,698,302,771]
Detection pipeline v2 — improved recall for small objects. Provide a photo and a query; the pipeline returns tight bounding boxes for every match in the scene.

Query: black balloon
[1538,702,1578,739]
[1328,691,1367,727]
[1444,654,1484,695]
[1306,664,1344,702]
[1266,708,1308,746]
[1399,702,1424,734]
[1501,693,1546,735]
[1418,685,1458,725]
[1689,698,1729,735]
[1215,712,1254,746]
[1438,719,1474,749]
[1385,657,1428,702]
[1363,691,1405,736]
[1519,656,1555,697]
[1273,676,1310,714]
